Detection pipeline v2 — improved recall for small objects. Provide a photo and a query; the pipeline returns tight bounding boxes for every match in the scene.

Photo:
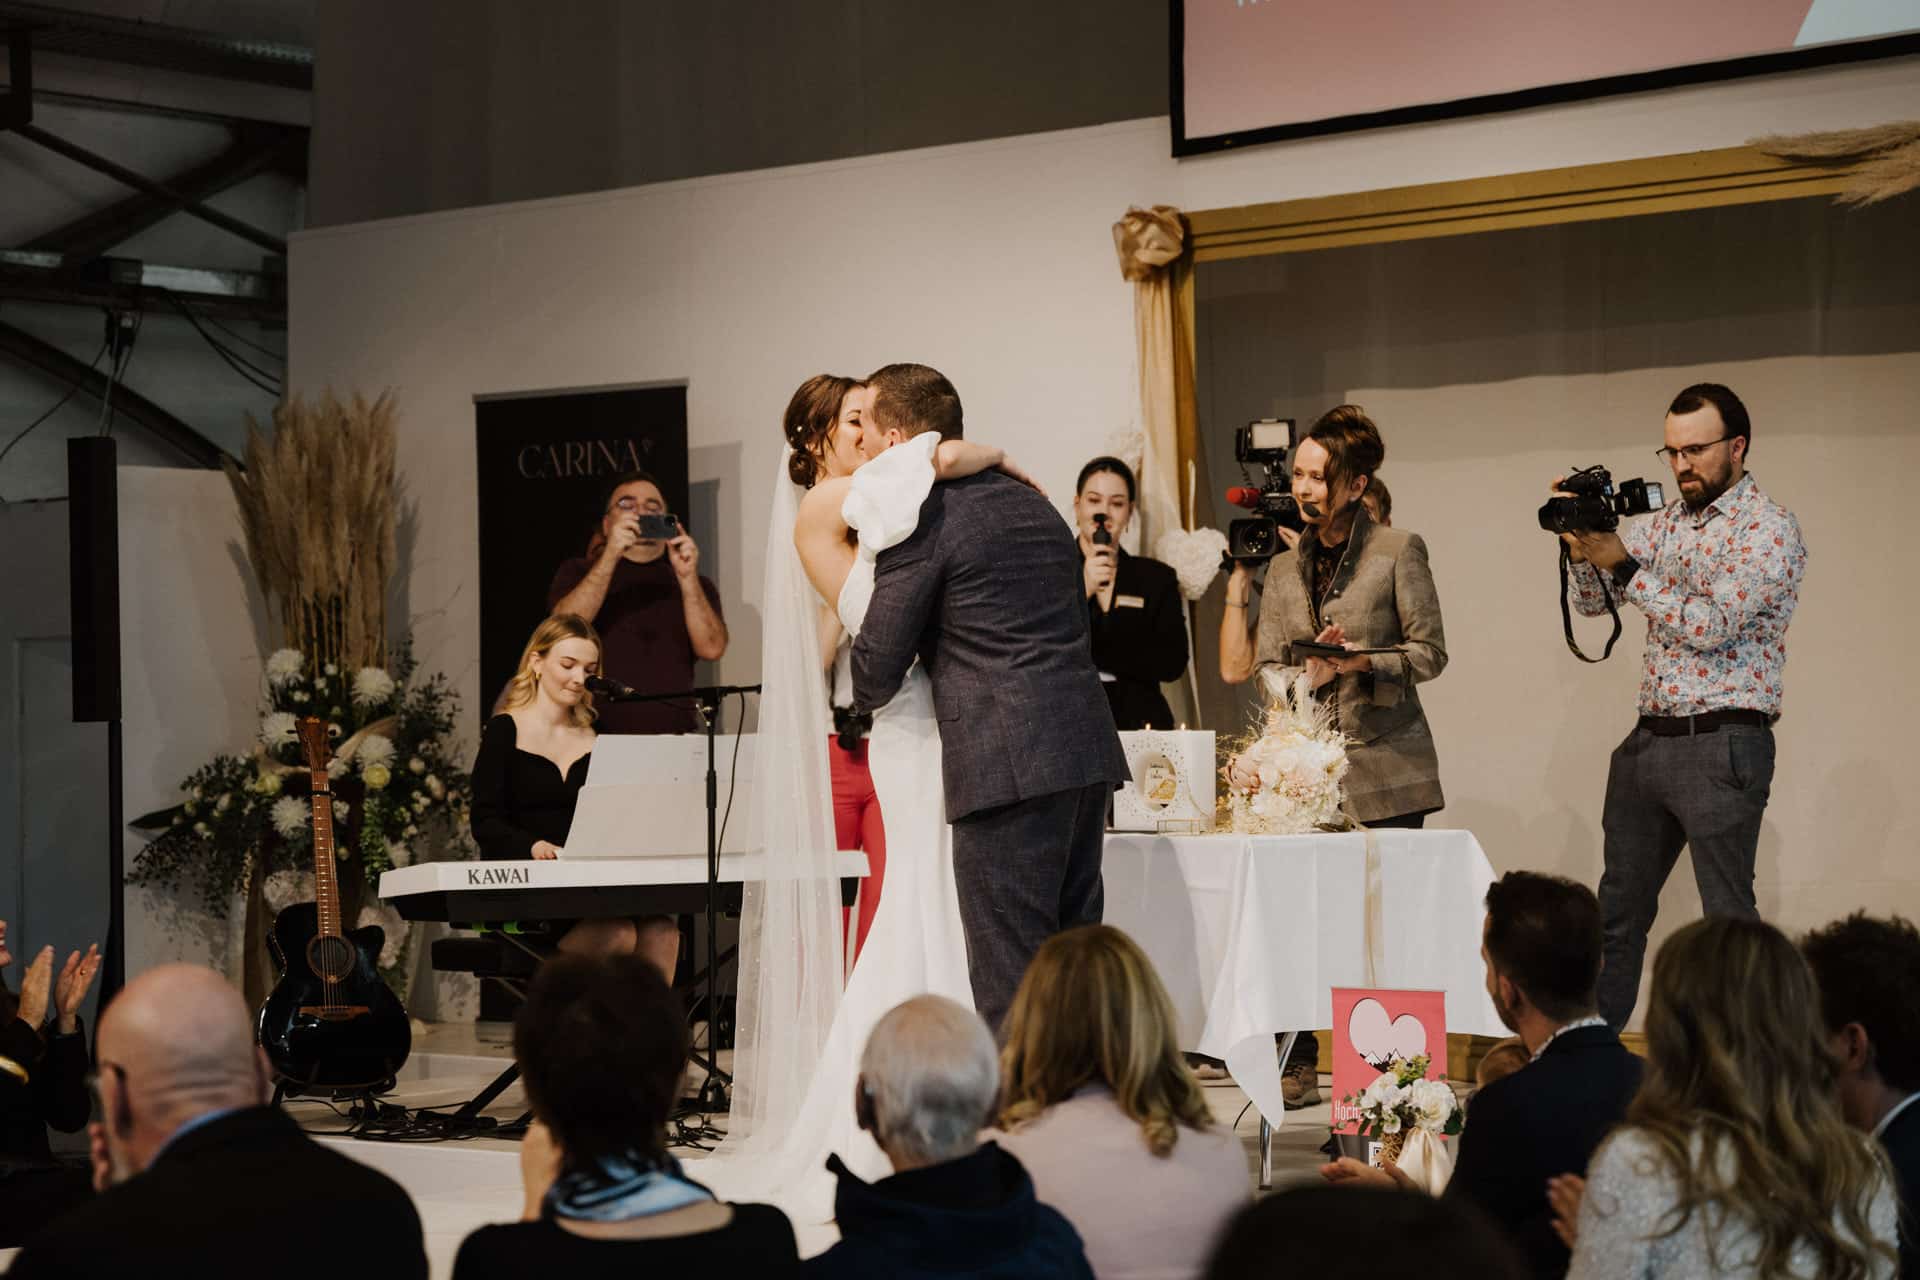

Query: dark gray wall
[310,0,1167,226]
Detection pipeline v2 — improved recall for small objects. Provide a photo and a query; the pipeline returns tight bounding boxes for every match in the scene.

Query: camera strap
[1559,542,1623,663]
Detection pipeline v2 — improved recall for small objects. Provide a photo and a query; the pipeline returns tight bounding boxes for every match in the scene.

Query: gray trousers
[1597,723,1775,1028]
[950,782,1109,1032]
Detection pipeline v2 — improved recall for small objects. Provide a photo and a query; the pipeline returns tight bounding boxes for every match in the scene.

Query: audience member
[1554,917,1897,1278]
[1074,457,1190,731]
[1802,912,1920,1275]
[1323,871,1641,1277]
[452,955,797,1278]
[471,614,680,976]
[993,925,1246,1280]
[7,964,425,1280]
[1474,1037,1530,1092]
[548,468,726,734]
[804,995,1092,1279]
[1205,1185,1524,1280]
[0,926,99,1246]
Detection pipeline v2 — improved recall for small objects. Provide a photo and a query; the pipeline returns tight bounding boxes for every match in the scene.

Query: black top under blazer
[1082,547,1189,732]
[851,470,1129,821]
[1446,1024,1644,1278]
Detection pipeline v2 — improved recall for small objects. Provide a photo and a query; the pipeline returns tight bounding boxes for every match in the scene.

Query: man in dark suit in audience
[1322,871,1642,1277]
[1803,912,1920,1277]
[8,964,425,1280]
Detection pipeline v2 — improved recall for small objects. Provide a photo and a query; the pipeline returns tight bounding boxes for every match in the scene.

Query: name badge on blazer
[1114,594,1146,609]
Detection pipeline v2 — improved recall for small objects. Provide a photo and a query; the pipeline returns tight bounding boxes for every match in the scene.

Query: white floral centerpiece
[1344,1053,1463,1173]
[1227,670,1351,833]
[131,643,472,997]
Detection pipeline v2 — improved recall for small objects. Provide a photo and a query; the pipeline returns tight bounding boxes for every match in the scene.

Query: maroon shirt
[546,555,722,734]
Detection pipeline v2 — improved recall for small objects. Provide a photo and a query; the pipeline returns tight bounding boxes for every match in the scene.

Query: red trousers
[829,735,886,965]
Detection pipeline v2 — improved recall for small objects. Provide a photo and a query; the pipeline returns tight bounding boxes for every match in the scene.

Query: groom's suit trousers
[951,780,1109,1032]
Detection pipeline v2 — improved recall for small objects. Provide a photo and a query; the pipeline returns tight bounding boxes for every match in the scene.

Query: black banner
[475,384,689,720]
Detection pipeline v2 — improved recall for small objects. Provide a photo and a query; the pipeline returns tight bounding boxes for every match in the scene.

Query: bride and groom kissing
[790,361,1129,1030]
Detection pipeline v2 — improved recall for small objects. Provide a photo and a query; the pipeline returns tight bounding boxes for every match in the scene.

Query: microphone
[1091,512,1113,547]
[1225,486,1266,510]
[584,673,636,700]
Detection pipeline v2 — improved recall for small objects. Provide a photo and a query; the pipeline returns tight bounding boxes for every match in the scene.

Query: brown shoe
[1281,1064,1322,1110]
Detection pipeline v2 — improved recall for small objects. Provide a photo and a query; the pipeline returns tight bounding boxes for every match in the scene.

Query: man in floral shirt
[1558,383,1806,1029]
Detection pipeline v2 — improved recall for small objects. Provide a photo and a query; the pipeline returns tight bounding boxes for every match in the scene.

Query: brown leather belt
[1637,709,1770,737]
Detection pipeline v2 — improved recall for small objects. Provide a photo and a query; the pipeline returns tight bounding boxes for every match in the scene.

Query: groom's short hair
[867,363,964,441]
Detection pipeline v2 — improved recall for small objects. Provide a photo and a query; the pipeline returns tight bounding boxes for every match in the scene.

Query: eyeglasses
[1655,436,1734,466]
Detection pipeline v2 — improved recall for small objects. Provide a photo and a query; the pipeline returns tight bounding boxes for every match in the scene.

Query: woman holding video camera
[1225,405,1447,826]
[1223,408,1445,1108]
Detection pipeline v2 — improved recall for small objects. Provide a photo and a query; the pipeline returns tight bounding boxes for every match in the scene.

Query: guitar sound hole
[306,935,355,981]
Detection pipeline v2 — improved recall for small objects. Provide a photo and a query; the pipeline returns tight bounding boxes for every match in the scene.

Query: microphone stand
[591,681,761,1114]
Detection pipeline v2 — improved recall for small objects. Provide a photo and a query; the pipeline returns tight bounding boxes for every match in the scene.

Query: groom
[850,363,1129,1030]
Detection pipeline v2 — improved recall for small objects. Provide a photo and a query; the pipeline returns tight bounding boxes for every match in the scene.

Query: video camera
[1537,466,1663,535]
[1225,419,1305,560]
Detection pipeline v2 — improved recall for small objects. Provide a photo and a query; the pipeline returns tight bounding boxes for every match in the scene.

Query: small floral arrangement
[1344,1054,1463,1145]
[131,643,473,916]
[1226,670,1351,833]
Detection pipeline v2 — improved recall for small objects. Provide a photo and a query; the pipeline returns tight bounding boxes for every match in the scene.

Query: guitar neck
[307,762,344,940]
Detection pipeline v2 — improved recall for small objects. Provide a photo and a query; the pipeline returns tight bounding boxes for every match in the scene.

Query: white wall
[120,468,271,978]
[283,57,1920,1022]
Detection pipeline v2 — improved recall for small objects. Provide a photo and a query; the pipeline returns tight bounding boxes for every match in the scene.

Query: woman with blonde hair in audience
[1556,916,1898,1279]
[992,925,1247,1280]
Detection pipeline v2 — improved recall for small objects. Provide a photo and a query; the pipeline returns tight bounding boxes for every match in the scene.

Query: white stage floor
[296,1023,1331,1280]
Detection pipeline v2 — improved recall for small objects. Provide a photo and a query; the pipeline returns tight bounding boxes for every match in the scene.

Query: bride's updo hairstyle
[784,374,862,489]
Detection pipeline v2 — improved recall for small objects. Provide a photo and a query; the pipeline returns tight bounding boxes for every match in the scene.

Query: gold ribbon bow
[1112,206,1187,283]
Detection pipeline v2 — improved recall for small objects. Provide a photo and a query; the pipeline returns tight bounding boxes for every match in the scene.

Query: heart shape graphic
[1347,997,1429,1070]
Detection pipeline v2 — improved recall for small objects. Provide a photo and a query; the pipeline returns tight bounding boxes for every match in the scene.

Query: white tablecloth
[1104,829,1507,1129]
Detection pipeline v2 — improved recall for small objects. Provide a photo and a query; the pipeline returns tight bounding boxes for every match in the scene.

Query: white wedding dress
[697,433,972,1225]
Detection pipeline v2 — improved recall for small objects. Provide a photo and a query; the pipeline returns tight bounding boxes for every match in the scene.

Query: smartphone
[636,513,680,540]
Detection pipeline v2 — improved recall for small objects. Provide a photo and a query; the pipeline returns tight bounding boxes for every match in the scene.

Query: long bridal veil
[705,449,845,1190]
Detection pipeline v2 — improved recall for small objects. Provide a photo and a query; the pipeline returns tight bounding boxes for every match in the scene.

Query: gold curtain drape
[1112,206,1201,539]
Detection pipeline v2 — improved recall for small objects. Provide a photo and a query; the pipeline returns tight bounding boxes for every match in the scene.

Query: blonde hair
[1607,917,1895,1279]
[998,925,1211,1157]
[499,614,601,729]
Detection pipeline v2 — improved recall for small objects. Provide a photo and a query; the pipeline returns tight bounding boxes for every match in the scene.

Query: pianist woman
[470,613,680,979]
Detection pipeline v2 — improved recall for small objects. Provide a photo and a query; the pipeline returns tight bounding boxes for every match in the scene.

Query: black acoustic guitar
[257,715,411,1092]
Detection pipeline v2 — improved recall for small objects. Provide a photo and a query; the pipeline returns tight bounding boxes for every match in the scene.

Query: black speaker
[68,437,120,723]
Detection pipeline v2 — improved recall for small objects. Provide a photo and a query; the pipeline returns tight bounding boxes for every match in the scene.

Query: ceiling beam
[24,124,304,258]
[0,250,284,323]
[0,2,310,91]
[0,316,238,469]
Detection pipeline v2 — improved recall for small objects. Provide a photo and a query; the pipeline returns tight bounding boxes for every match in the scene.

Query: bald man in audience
[7,964,425,1280]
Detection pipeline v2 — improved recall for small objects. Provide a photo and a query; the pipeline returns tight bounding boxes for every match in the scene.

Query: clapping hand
[55,944,102,1034]
[14,945,53,1031]
[1548,1173,1586,1249]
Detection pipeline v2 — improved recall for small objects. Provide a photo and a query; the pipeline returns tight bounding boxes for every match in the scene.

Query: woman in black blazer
[1074,457,1190,731]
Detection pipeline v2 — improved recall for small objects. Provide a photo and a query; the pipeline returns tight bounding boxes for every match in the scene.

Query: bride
[697,373,1035,1221]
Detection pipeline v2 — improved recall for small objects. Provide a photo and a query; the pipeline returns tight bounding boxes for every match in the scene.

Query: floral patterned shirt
[1569,473,1806,717]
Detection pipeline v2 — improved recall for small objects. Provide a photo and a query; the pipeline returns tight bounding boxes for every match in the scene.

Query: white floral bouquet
[131,642,473,919]
[1227,670,1351,833]
[1345,1053,1464,1146]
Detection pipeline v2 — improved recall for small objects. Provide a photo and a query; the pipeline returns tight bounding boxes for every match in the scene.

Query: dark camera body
[1229,418,1305,560]
[636,513,680,540]
[1537,467,1664,535]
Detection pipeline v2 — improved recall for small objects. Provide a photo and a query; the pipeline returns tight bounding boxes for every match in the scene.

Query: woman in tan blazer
[1226,404,1448,827]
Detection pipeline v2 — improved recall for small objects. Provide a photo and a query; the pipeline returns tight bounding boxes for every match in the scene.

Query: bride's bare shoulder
[795,477,853,535]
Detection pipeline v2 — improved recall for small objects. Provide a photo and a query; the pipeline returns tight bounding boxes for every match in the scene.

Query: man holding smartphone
[547,469,728,733]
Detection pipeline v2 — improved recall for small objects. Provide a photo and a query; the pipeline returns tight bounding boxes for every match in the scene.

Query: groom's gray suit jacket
[851,468,1129,821]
